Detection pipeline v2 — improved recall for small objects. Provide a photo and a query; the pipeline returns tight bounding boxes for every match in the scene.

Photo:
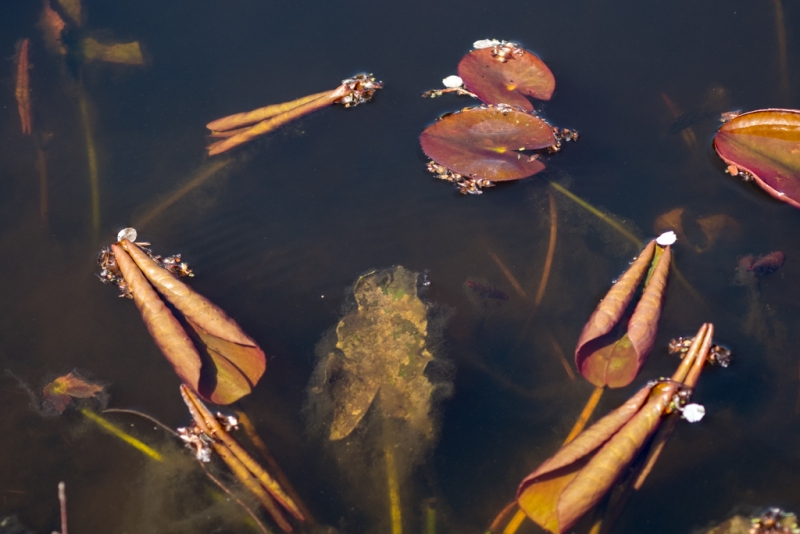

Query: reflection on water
[1,0,800,532]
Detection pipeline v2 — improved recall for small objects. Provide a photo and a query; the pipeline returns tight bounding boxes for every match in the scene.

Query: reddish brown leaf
[15,39,32,136]
[42,372,105,414]
[120,239,266,396]
[575,240,655,387]
[112,244,203,391]
[420,106,555,181]
[576,244,671,388]
[713,108,800,208]
[457,47,555,111]
[517,381,678,534]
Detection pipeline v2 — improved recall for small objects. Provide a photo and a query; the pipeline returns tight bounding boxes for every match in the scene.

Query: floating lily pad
[420,106,555,181]
[458,47,555,111]
[713,108,800,208]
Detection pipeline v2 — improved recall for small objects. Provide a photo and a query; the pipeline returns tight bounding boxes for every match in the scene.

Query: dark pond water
[2,0,800,532]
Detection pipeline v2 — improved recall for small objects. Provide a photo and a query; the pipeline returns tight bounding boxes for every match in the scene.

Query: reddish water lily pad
[458,47,555,111]
[713,108,800,208]
[420,106,556,181]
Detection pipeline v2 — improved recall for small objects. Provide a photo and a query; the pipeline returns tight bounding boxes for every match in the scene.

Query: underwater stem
[534,189,558,307]
[774,0,790,104]
[233,407,316,525]
[79,408,163,461]
[200,463,274,534]
[502,510,527,534]
[37,146,48,222]
[78,89,100,236]
[135,159,233,228]
[563,386,604,446]
[483,241,527,298]
[384,421,403,534]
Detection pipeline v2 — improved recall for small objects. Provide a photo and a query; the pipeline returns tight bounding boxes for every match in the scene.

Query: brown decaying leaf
[457,48,555,111]
[575,240,674,388]
[119,240,266,404]
[420,106,555,181]
[112,243,203,391]
[713,108,800,209]
[42,371,105,414]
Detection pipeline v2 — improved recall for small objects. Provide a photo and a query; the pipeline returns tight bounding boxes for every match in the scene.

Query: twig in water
[55,481,67,534]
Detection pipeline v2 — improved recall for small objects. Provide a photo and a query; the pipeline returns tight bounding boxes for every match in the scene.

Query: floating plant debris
[713,109,800,208]
[206,73,383,155]
[457,40,555,111]
[97,231,265,404]
[42,371,106,415]
[574,235,673,388]
[421,105,571,193]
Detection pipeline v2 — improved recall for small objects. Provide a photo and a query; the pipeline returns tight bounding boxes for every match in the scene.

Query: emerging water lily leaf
[713,109,800,208]
[101,238,265,404]
[420,106,555,182]
[458,44,555,111]
[42,372,105,414]
[575,239,672,388]
[518,325,714,534]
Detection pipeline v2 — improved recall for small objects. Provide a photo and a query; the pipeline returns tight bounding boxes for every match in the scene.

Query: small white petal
[474,39,501,49]
[442,75,463,88]
[681,403,705,423]
[117,227,138,243]
[656,231,677,246]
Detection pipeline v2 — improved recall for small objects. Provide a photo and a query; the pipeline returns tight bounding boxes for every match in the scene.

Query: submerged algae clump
[316,266,439,441]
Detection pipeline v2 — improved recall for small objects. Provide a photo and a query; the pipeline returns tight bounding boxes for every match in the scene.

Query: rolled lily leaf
[420,106,555,181]
[575,240,672,388]
[109,240,265,404]
[457,44,555,111]
[517,380,678,533]
[111,243,204,392]
[517,326,712,534]
[713,108,800,208]
[206,74,383,155]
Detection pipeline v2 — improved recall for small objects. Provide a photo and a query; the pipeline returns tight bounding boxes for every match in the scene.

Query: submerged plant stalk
[80,408,163,461]
[79,90,100,234]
